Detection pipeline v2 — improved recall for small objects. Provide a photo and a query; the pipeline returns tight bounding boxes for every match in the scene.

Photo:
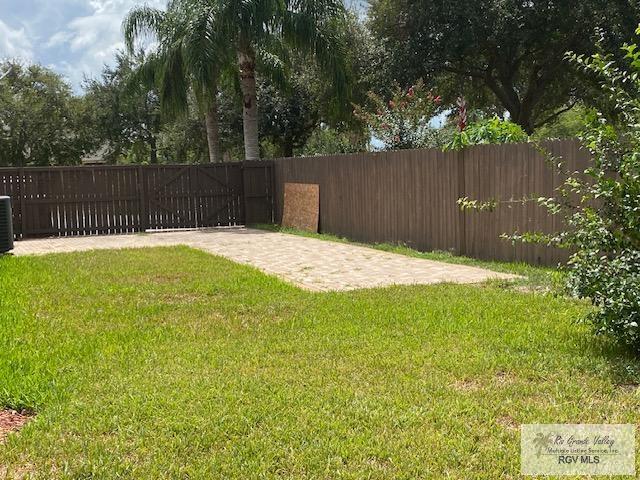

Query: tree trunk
[205,94,222,163]
[512,110,535,135]
[483,72,536,134]
[283,137,294,158]
[238,50,260,161]
[149,135,158,164]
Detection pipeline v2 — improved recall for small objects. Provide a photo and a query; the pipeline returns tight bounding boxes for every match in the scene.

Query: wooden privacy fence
[274,140,591,266]
[1,141,590,266]
[0,162,274,239]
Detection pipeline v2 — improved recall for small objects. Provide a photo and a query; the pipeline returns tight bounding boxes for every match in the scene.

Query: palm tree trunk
[205,95,222,163]
[238,50,260,161]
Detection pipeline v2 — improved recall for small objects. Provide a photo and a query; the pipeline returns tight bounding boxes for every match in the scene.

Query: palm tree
[123,2,229,163]
[213,0,350,160]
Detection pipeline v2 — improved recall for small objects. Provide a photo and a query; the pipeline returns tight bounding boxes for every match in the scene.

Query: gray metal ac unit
[0,196,14,253]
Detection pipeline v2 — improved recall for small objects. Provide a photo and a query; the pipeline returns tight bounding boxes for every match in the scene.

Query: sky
[0,0,171,91]
[0,0,368,93]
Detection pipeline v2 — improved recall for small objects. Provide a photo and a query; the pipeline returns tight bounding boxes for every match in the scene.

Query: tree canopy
[4,1,640,166]
[82,53,164,164]
[368,0,640,133]
[0,61,90,166]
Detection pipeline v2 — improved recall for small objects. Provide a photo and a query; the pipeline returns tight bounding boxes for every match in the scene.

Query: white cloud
[38,0,165,89]
[45,31,73,48]
[66,12,124,52]
[0,18,33,60]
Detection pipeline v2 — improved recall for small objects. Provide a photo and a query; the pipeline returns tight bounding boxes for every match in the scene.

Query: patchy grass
[0,247,638,479]
[253,224,561,291]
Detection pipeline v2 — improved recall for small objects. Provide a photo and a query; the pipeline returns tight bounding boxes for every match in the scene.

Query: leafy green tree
[158,115,209,163]
[257,12,379,158]
[257,51,355,158]
[342,10,392,114]
[258,78,319,158]
[368,0,640,134]
[124,0,351,162]
[0,61,91,167]
[302,126,369,156]
[83,53,162,164]
[533,104,597,140]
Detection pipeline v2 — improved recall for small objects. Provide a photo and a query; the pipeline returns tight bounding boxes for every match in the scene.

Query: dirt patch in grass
[158,293,204,305]
[617,382,640,393]
[0,410,33,444]
[496,415,519,431]
[451,379,481,392]
[493,370,518,386]
[512,285,553,295]
[134,273,189,285]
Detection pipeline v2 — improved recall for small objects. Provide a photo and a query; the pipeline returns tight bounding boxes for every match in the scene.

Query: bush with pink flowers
[354,80,441,150]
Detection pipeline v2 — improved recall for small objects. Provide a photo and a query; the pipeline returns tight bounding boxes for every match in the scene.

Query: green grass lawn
[0,247,638,479]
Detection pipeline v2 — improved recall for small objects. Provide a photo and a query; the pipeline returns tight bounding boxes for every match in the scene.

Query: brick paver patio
[11,228,519,291]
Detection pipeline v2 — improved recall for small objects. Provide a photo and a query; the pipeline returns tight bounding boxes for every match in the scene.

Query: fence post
[241,162,248,225]
[457,149,467,256]
[137,166,149,232]
[18,167,27,239]
[189,165,198,228]
[269,160,276,223]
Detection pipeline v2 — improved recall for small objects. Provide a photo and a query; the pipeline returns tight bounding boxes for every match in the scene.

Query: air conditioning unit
[0,196,14,253]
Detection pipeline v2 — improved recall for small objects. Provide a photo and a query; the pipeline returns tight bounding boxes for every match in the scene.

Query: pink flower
[434,96,442,104]
[407,87,415,97]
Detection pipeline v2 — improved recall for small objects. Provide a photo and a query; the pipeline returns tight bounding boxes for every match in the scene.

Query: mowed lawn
[0,247,638,479]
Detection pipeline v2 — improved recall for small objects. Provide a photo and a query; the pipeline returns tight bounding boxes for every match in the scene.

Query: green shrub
[568,250,639,346]
[558,32,640,349]
[445,117,529,150]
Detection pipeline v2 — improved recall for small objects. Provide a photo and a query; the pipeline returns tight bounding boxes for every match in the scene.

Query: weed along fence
[273,140,591,266]
[0,162,274,239]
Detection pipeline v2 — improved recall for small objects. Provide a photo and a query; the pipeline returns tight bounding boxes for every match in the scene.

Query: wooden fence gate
[0,162,274,239]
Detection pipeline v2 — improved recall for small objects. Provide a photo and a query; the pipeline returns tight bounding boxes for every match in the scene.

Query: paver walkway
[12,228,519,291]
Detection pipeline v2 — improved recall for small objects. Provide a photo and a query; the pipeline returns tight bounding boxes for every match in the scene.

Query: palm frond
[280,0,351,112]
[159,45,190,118]
[256,45,289,91]
[182,4,226,104]
[122,6,166,53]
[123,53,161,96]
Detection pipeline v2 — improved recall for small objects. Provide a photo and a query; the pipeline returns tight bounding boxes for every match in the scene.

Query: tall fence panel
[274,140,591,266]
[243,161,275,225]
[0,162,274,239]
[274,149,462,253]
